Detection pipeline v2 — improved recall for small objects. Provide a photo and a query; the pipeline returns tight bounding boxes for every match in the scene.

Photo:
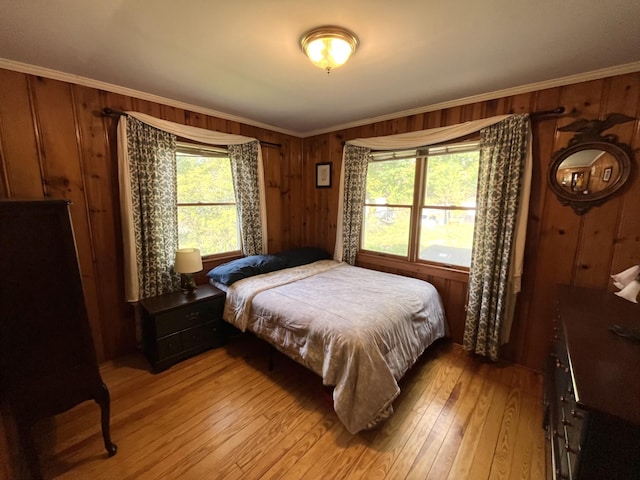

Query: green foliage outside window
[424,152,479,206]
[366,158,415,204]
[362,149,479,267]
[176,153,240,256]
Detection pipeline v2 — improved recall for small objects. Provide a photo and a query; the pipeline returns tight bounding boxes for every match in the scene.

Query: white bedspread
[223,260,447,434]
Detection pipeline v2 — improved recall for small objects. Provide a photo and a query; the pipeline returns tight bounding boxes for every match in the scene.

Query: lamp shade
[174,248,202,274]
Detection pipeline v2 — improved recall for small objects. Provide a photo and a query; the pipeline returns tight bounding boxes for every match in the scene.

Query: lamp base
[180,273,197,295]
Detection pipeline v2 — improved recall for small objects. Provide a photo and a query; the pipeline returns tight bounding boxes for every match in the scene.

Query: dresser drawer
[545,286,640,480]
[561,394,585,459]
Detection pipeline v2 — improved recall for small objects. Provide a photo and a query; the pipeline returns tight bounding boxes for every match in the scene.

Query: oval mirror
[548,141,632,214]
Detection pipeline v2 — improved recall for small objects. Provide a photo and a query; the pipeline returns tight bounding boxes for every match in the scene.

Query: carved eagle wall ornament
[559,113,635,145]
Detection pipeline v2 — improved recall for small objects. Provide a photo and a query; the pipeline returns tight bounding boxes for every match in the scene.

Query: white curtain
[118,112,268,302]
[345,116,510,150]
[335,114,531,344]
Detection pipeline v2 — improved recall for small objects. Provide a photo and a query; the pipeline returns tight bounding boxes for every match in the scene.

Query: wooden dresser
[0,200,117,479]
[544,285,640,480]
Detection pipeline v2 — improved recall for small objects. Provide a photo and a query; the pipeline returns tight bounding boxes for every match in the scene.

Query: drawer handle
[186,312,200,321]
[570,409,584,419]
[565,441,578,454]
[555,359,568,372]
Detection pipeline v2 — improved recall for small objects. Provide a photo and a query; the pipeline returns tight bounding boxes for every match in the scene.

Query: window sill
[202,251,243,267]
[194,252,243,285]
[355,251,469,283]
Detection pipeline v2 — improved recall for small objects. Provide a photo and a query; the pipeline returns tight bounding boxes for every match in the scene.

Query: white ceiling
[1,1,640,137]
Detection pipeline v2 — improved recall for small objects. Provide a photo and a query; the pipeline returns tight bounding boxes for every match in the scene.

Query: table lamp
[174,248,203,294]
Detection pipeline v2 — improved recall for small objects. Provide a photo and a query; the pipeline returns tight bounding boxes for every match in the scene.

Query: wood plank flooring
[35,334,546,479]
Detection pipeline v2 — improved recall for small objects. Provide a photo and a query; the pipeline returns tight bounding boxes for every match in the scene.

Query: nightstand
[140,285,226,372]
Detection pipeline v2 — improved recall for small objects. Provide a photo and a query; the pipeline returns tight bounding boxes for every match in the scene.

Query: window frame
[175,141,242,260]
[360,140,480,270]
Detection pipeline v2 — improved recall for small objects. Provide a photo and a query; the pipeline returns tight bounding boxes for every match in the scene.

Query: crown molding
[0,58,298,137]
[301,61,640,137]
[2,57,639,139]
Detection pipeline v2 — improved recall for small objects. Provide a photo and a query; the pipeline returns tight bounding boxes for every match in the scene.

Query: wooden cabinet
[0,200,117,479]
[141,285,226,372]
[544,285,640,480]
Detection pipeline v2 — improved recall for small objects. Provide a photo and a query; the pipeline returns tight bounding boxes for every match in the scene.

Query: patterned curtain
[228,140,265,256]
[463,114,530,360]
[340,144,371,264]
[125,117,180,299]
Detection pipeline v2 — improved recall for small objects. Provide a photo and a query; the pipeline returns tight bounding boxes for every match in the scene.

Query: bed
[208,251,447,434]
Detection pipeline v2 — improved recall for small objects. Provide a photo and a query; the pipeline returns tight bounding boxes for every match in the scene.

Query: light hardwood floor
[36,334,546,479]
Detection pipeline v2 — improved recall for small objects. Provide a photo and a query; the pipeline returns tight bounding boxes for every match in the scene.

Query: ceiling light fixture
[300,26,359,74]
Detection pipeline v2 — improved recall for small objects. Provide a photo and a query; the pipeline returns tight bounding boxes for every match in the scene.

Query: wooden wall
[1,67,639,372]
[301,72,640,370]
[0,68,304,363]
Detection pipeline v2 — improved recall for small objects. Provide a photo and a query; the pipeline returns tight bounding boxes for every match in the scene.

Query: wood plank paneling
[262,145,283,254]
[74,85,134,359]
[1,65,639,372]
[29,76,106,360]
[302,72,640,370]
[602,75,640,275]
[0,70,43,198]
[0,67,301,365]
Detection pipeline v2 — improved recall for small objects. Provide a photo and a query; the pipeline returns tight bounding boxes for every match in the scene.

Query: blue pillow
[206,254,287,286]
[274,247,331,268]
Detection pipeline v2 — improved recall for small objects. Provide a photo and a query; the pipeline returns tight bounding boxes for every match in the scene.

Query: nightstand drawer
[156,332,183,359]
[181,321,221,350]
[154,297,223,337]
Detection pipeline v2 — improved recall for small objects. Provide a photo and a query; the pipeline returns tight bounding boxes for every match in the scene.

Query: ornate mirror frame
[548,114,635,215]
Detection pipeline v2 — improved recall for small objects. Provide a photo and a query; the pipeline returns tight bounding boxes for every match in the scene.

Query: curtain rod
[106,106,566,119]
[103,105,565,149]
[529,106,565,118]
[102,108,282,148]
[103,107,126,117]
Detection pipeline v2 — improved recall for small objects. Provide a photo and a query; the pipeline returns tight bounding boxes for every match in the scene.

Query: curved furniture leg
[95,383,117,457]
[16,418,42,480]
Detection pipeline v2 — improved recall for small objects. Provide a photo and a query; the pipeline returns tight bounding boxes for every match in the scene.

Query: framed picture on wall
[316,162,332,188]
[603,167,612,182]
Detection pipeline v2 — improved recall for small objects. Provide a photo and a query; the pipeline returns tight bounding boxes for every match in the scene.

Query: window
[176,142,240,257]
[362,141,480,268]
